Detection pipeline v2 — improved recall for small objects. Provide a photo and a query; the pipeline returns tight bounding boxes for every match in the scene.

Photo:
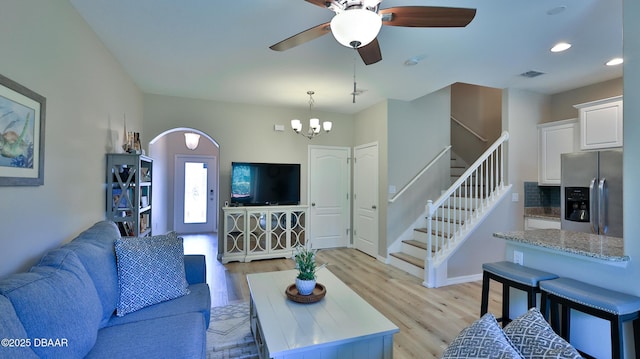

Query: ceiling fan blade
[358,38,382,65]
[270,22,331,51]
[380,6,476,28]
[305,0,329,8]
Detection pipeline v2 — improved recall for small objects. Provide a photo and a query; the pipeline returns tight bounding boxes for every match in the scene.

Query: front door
[308,146,351,249]
[353,142,378,258]
[174,155,217,233]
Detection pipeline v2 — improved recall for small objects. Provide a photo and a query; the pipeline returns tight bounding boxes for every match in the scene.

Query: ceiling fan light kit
[270,1,477,102]
[330,8,382,48]
[270,1,476,66]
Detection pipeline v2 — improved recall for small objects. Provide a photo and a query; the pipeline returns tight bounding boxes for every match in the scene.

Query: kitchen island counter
[494,229,628,262]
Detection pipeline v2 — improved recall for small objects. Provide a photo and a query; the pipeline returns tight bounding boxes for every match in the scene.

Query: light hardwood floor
[183,233,502,359]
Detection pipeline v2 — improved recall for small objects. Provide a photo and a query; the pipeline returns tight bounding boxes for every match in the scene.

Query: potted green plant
[294,245,318,295]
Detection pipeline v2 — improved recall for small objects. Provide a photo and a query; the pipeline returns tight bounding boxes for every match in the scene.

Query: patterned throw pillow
[115,233,190,316]
[503,308,582,359]
[441,313,523,359]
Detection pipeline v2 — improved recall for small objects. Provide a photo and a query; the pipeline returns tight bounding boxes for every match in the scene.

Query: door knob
[311,203,316,207]
[372,205,377,209]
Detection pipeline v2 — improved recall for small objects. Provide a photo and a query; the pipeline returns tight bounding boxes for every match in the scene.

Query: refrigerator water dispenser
[565,187,590,222]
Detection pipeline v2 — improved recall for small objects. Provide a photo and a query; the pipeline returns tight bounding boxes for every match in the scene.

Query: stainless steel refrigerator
[560,149,623,237]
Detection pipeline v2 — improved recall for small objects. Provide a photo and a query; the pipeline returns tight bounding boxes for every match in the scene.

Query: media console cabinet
[221,205,307,263]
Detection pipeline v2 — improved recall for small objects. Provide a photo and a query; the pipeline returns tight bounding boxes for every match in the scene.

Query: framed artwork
[0,74,46,186]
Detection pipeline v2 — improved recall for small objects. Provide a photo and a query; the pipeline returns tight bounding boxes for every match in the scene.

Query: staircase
[449,151,469,184]
[388,132,511,288]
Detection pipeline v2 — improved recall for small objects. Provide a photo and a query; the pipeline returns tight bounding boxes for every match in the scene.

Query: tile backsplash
[524,181,561,208]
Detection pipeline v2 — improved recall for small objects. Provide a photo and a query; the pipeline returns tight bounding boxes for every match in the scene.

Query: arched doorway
[148,128,220,234]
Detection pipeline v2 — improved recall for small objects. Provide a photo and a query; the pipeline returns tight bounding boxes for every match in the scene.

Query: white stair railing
[425,131,510,271]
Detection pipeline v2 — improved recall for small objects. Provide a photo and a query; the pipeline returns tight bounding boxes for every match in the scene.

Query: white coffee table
[247,268,399,359]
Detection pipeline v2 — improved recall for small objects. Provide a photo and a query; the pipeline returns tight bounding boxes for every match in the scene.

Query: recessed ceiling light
[404,58,419,66]
[551,42,571,53]
[547,6,567,16]
[404,55,425,66]
[520,70,545,78]
[606,58,623,66]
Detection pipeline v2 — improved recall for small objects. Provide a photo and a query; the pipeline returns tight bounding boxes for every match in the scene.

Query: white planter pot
[295,278,316,295]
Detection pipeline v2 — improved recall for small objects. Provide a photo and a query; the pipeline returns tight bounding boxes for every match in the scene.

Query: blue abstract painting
[0,94,35,169]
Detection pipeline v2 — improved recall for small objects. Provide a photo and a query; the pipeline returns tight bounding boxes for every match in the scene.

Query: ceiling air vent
[520,70,545,78]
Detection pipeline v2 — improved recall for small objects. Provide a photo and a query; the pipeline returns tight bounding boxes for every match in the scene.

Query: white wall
[386,88,451,250]
[446,194,511,279]
[143,94,355,226]
[502,89,550,230]
[0,0,143,276]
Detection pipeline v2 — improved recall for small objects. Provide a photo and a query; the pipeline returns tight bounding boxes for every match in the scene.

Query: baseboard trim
[444,273,483,286]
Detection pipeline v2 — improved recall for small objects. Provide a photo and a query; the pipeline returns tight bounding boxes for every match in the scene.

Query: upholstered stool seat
[481,261,558,326]
[540,277,640,359]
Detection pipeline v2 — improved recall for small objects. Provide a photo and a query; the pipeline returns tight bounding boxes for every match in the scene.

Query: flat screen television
[230,162,301,206]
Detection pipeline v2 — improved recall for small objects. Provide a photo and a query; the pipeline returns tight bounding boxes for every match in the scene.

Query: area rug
[206,301,258,359]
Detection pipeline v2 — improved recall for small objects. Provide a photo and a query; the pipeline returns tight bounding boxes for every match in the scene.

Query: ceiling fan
[270,0,477,65]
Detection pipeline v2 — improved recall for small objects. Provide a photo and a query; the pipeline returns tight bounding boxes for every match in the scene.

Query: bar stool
[540,277,640,359]
[481,261,558,326]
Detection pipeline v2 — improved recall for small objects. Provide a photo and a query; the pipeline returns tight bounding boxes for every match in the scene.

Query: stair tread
[413,227,453,239]
[390,252,425,269]
[442,204,476,211]
[403,239,427,250]
[433,216,465,225]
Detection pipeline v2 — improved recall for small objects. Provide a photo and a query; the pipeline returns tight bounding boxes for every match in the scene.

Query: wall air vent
[520,70,545,78]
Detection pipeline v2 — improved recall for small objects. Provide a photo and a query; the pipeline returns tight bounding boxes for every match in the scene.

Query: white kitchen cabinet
[574,96,623,150]
[524,217,561,230]
[538,119,578,185]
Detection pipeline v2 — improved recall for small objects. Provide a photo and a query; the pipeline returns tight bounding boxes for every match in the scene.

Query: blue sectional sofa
[0,221,211,358]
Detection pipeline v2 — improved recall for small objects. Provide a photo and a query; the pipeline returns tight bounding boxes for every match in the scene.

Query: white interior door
[174,155,217,233]
[353,142,378,258]
[308,146,350,249]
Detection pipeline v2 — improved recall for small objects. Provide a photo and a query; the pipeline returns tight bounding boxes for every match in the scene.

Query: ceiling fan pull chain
[352,53,357,103]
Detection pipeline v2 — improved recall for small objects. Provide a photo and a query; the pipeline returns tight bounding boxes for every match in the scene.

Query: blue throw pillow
[441,313,523,359]
[115,233,190,316]
[503,308,581,359]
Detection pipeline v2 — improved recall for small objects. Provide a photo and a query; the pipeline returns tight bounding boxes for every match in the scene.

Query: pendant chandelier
[291,91,332,139]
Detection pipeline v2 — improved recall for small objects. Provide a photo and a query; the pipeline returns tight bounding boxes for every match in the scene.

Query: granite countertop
[493,229,628,262]
[523,207,560,220]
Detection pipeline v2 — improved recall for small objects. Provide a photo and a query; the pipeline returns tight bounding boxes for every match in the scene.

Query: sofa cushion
[503,308,581,359]
[441,313,523,359]
[0,295,38,358]
[115,233,190,316]
[184,254,207,285]
[63,220,121,327]
[86,312,205,359]
[0,249,102,358]
[105,283,211,329]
